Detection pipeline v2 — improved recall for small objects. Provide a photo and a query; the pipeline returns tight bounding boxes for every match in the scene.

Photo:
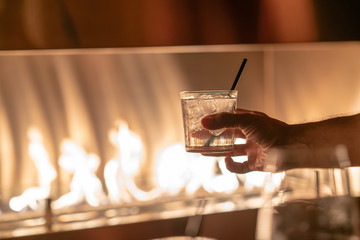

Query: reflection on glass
[257,145,359,240]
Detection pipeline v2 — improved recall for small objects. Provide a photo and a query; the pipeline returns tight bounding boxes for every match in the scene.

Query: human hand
[201,109,289,173]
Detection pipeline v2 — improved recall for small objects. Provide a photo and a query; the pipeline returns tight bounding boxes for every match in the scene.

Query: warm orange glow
[104,124,160,203]
[155,144,194,195]
[155,143,240,195]
[53,140,106,209]
[7,124,272,213]
[258,0,318,42]
[2,43,360,238]
[9,128,56,212]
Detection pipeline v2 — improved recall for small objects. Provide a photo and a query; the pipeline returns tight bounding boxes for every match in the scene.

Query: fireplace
[1,42,360,238]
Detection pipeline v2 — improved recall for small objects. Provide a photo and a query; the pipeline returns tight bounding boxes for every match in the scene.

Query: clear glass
[256,145,359,240]
[180,90,237,154]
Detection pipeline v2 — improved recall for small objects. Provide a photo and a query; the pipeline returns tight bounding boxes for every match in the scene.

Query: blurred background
[1,1,360,240]
[0,0,360,50]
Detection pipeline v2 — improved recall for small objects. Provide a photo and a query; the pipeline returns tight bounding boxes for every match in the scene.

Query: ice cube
[210,128,226,136]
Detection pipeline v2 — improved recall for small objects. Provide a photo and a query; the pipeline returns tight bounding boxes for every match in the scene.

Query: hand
[201,109,290,173]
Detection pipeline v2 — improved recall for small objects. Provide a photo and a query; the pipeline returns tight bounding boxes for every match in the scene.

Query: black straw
[204,58,248,147]
[230,58,247,90]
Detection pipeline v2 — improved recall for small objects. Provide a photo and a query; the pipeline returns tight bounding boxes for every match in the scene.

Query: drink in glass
[180,90,237,154]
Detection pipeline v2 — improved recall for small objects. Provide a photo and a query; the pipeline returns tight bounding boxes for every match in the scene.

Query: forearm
[288,113,360,167]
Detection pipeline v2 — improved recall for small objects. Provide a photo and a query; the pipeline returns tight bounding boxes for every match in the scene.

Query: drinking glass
[180,90,237,154]
[256,145,359,240]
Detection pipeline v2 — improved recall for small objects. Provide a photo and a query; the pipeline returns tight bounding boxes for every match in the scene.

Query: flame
[155,143,240,195]
[104,124,160,203]
[155,144,192,195]
[53,140,106,209]
[9,128,56,212]
[209,159,239,193]
[9,123,262,212]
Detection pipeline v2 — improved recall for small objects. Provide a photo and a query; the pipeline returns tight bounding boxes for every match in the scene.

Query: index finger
[201,112,261,130]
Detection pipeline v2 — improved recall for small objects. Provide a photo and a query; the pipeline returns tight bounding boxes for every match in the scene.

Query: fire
[209,158,239,193]
[53,140,107,209]
[154,143,240,195]
[104,124,160,203]
[9,128,56,212]
[155,143,193,195]
[8,124,269,213]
